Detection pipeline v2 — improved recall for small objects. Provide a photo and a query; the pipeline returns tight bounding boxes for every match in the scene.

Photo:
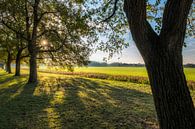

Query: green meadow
[74,67,148,77]
[0,69,195,129]
[0,69,158,129]
[65,67,195,81]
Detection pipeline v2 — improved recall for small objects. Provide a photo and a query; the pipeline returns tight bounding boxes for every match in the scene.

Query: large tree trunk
[6,52,12,73]
[26,0,40,84]
[123,0,195,128]
[15,50,22,76]
[145,46,195,129]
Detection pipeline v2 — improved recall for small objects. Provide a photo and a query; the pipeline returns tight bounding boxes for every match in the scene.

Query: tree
[0,29,15,74]
[14,37,28,76]
[37,30,91,70]
[86,0,195,128]
[123,0,195,128]
[0,0,96,83]
[0,25,28,76]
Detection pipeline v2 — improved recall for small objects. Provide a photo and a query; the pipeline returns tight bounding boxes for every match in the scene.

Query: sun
[41,40,48,46]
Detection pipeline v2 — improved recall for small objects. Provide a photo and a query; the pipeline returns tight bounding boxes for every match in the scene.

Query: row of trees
[0,28,28,74]
[0,0,96,83]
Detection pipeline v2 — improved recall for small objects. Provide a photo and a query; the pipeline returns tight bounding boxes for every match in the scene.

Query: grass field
[75,67,148,77]
[0,70,158,129]
[0,69,195,129]
[61,67,195,81]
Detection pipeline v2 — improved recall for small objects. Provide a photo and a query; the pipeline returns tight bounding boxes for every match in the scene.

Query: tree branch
[31,0,40,41]
[20,54,30,59]
[25,0,31,40]
[1,20,28,41]
[160,0,193,49]
[160,0,193,37]
[36,29,61,39]
[38,11,57,24]
[123,0,158,59]
[102,0,119,22]
[39,45,63,53]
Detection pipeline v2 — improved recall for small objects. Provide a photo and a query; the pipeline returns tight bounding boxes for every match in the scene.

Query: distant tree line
[88,61,195,68]
[184,64,195,68]
[88,61,145,67]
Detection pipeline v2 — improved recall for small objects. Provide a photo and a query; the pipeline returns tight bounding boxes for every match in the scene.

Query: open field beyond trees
[42,67,195,90]
[71,67,195,81]
[46,67,195,81]
[0,69,195,129]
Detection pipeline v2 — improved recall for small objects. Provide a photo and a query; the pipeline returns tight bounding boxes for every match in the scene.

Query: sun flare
[41,40,48,46]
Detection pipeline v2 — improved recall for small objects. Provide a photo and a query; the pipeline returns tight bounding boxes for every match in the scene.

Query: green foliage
[84,0,195,52]
[0,28,16,62]
[0,0,97,69]
[80,0,129,58]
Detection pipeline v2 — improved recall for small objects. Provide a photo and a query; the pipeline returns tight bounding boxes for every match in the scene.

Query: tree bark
[6,52,12,74]
[15,50,22,76]
[123,0,195,128]
[28,51,38,83]
[145,45,195,129]
[26,0,40,83]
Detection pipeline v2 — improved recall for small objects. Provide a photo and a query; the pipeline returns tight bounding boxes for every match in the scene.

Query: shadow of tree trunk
[0,76,52,129]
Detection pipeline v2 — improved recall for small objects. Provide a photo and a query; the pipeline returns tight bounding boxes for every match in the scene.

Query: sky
[89,0,195,64]
[90,36,195,64]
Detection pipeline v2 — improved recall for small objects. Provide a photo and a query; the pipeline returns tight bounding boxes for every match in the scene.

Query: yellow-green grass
[30,66,195,81]
[73,67,195,81]
[74,67,148,77]
[1,69,194,129]
[0,69,157,129]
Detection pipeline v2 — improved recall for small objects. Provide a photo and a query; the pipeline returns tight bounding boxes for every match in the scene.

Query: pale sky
[90,36,195,64]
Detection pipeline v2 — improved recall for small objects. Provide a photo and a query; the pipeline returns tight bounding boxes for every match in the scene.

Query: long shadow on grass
[51,77,158,129]
[0,72,8,76]
[0,74,28,84]
[0,75,16,84]
[0,76,52,129]
[0,74,158,129]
